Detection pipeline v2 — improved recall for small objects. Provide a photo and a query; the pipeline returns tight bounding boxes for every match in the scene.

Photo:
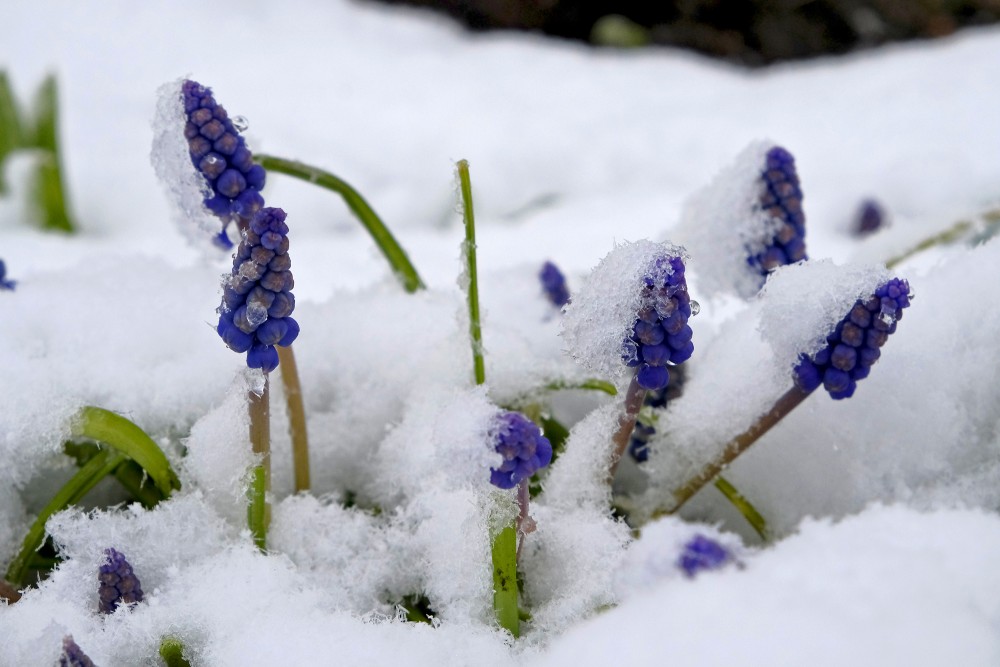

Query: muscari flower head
[628,365,688,463]
[855,199,886,236]
[0,259,15,291]
[98,547,143,614]
[748,146,807,277]
[621,254,695,392]
[539,260,570,308]
[793,278,911,400]
[489,411,553,490]
[59,636,96,667]
[216,207,299,373]
[677,534,733,578]
[182,80,266,248]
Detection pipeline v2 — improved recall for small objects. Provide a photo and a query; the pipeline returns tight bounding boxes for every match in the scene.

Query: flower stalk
[248,377,271,551]
[276,346,310,493]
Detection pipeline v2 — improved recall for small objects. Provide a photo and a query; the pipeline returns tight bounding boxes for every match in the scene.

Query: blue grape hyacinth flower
[678,534,733,578]
[749,146,807,276]
[182,79,266,248]
[621,254,695,392]
[0,259,15,291]
[539,260,570,308]
[793,278,911,400]
[98,547,143,614]
[217,207,299,373]
[855,199,886,236]
[59,636,96,667]
[489,411,553,490]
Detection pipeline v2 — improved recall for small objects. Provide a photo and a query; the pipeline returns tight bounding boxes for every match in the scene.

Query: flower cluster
[677,534,733,578]
[216,207,299,373]
[748,146,807,275]
[59,636,96,667]
[855,199,886,236]
[622,254,695,391]
[0,259,15,290]
[98,547,143,614]
[794,278,911,400]
[182,79,266,247]
[489,411,553,490]
[628,365,687,462]
[539,260,569,308]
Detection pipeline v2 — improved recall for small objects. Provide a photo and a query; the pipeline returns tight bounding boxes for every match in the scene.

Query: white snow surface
[2,1,1000,665]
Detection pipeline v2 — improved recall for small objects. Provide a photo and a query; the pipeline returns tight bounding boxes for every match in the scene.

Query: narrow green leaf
[713,475,768,541]
[0,71,26,193]
[543,378,618,396]
[456,159,485,386]
[255,154,424,293]
[30,74,76,233]
[5,449,126,585]
[159,637,193,667]
[69,407,180,496]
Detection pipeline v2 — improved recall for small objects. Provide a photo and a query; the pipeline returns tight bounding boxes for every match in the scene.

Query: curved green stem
[713,475,768,541]
[255,154,425,293]
[543,378,618,396]
[70,406,180,496]
[457,159,485,386]
[5,449,126,585]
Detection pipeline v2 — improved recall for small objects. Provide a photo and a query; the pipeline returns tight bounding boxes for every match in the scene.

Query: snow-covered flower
[181,79,266,247]
[59,636,96,667]
[489,411,553,490]
[749,146,807,275]
[97,547,143,614]
[216,207,299,373]
[793,278,912,399]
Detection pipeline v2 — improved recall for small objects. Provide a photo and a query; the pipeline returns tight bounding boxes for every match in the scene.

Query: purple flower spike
[98,548,143,614]
[489,411,553,490]
[0,259,15,291]
[217,207,296,372]
[182,80,266,247]
[59,636,96,667]
[539,260,570,308]
[793,278,912,399]
[749,146,807,276]
[855,199,886,236]
[622,254,695,391]
[678,534,733,578]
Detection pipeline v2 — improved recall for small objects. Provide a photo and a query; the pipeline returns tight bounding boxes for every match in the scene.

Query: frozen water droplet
[205,155,219,165]
[232,115,249,132]
[690,300,701,316]
[247,303,268,327]
[878,311,895,326]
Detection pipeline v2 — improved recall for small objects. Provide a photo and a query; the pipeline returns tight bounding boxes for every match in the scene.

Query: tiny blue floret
[0,259,16,291]
[539,260,570,308]
[622,253,695,391]
[489,411,553,490]
[217,207,298,373]
[59,636,96,667]
[182,80,266,248]
[793,277,912,399]
[749,146,807,277]
[678,534,732,578]
[855,199,886,236]
[98,547,143,614]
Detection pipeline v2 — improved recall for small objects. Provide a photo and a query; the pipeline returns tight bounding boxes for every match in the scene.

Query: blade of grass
[713,475,768,541]
[255,154,424,293]
[456,159,485,386]
[31,74,76,232]
[0,71,26,193]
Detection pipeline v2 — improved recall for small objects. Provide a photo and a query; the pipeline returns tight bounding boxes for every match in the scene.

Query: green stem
[276,345,310,493]
[31,74,75,233]
[543,378,618,396]
[112,460,166,509]
[713,475,768,541]
[255,154,425,293]
[159,637,192,667]
[70,406,180,496]
[456,159,485,386]
[5,449,126,585]
[491,524,519,637]
[609,374,647,477]
[885,219,972,269]
[248,377,271,551]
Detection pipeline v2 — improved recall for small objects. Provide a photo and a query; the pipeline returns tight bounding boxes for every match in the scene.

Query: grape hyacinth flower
[59,636,96,667]
[855,199,886,236]
[98,548,143,614]
[621,254,695,392]
[793,278,912,400]
[749,146,807,276]
[539,260,570,308]
[216,207,299,374]
[181,79,266,247]
[489,411,553,490]
[0,259,15,290]
[628,366,686,463]
[678,534,733,578]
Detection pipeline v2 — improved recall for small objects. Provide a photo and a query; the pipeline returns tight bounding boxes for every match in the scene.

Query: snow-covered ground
[2,2,1000,665]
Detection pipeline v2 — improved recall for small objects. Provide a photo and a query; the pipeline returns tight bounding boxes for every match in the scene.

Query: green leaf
[456,159,485,386]
[69,407,180,496]
[713,475,768,541]
[491,524,519,638]
[544,378,618,396]
[159,637,193,667]
[30,74,76,233]
[255,154,424,293]
[0,71,26,193]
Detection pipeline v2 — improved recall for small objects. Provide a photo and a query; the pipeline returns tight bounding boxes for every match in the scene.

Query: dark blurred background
[365,0,1000,65]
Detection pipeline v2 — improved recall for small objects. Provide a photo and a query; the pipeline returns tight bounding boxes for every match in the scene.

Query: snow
[2,0,1000,664]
